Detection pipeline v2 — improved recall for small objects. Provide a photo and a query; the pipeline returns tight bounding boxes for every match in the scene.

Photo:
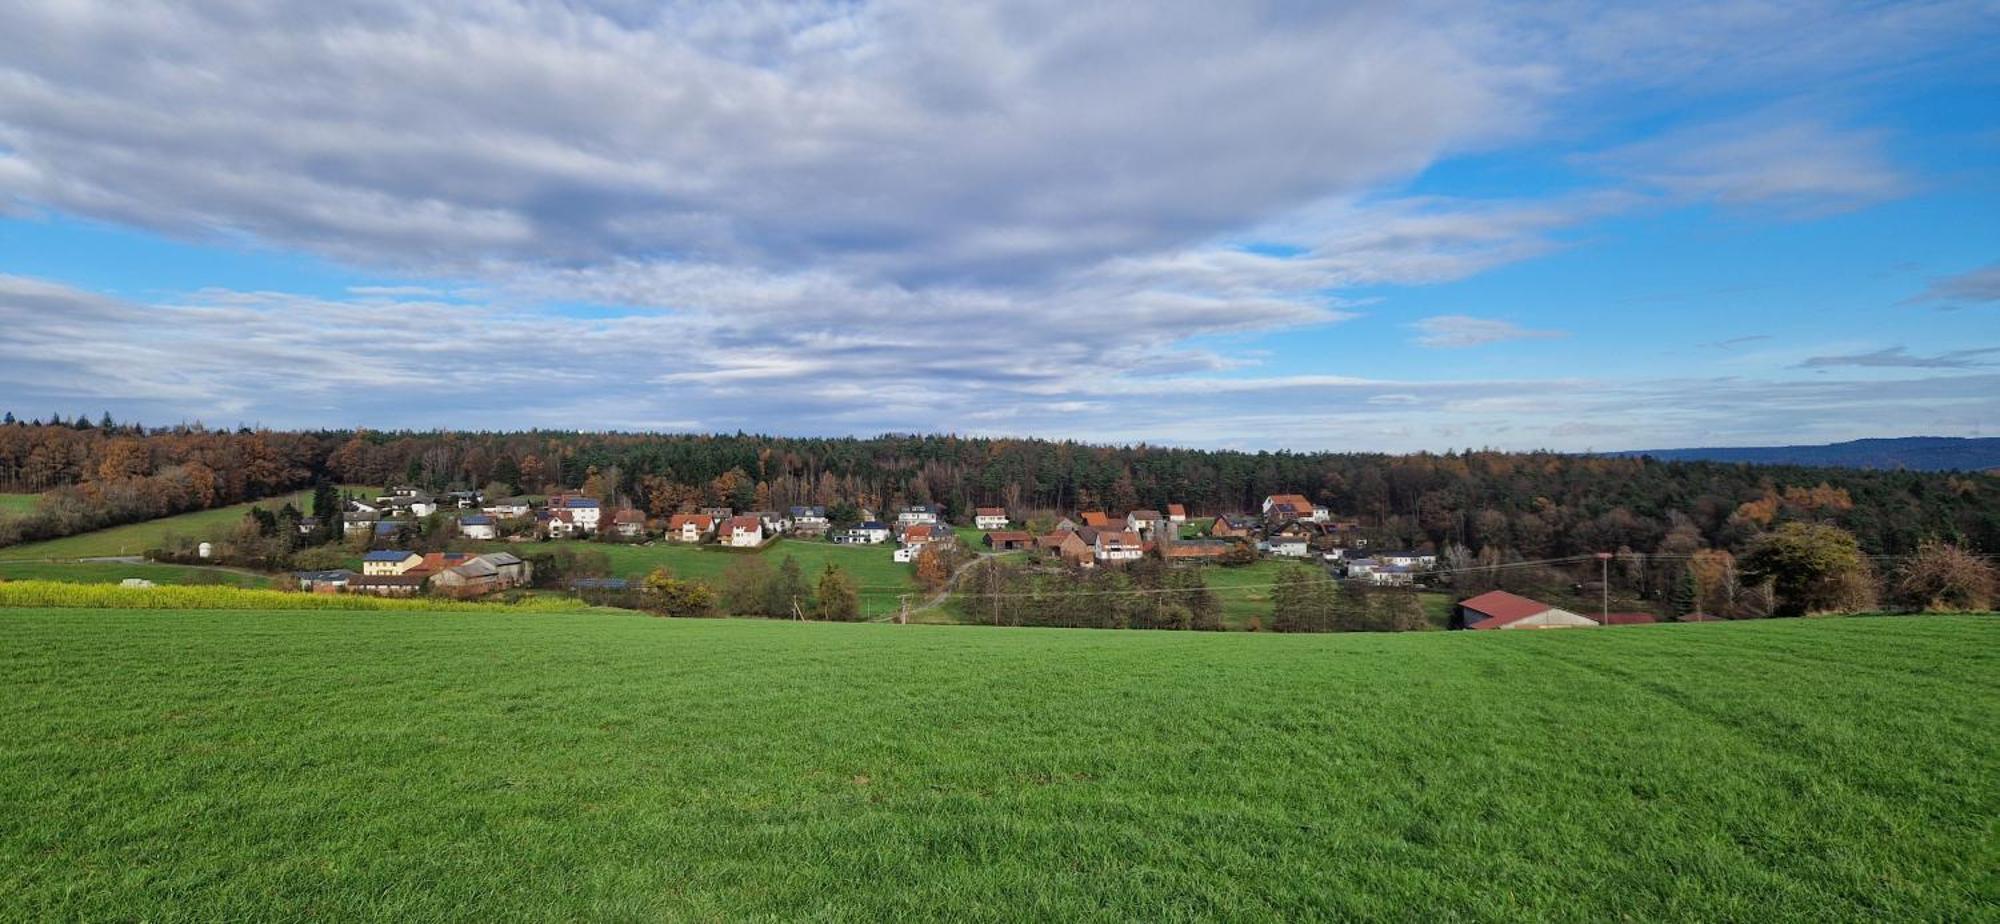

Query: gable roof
[460,514,494,525]
[903,524,936,541]
[1128,509,1163,520]
[668,513,714,529]
[1459,590,1560,628]
[1080,511,1110,526]
[1167,504,1186,516]
[478,552,523,567]
[1266,493,1315,511]
[975,506,1006,517]
[363,550,417,562]
[612,509,645,523]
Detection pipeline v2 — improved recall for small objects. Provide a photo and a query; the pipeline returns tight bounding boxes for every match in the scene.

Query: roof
[612,509,645,523]
[350,574,427,587]
[976,506,1006,516]
[856,520,887,530]
[1080,512,1110,526]
[790,505,826,516]
[563,497,600,509]
[479,552,523,566]
[1167,504,1187,516]
[363,550,417,562]
[1096,530,1142,547]
[721,515,762,533]
[449,558,500,578]
[569,578,631,591]
[903,524,936,541]
[1459,590,1558,628]
[1267,493,1315,510]
[460,514,494,525]
[985,530,1032,543]
[1603,612,1658,625]
[668,514,714,528]
[373,522,402,534]
[1128,509,1163,520]
[293,569,354,581]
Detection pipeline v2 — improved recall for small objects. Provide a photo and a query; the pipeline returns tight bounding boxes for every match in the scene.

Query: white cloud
[1410,314,1568,348]
[1583,116,1911,215]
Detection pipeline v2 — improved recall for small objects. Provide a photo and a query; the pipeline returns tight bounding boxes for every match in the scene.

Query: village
[291,486,1667,628]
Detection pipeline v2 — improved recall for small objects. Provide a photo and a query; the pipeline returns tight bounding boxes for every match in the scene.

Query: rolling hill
[1610,436,2000,472]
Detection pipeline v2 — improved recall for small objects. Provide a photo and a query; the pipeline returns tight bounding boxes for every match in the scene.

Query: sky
[1,0,1997,452]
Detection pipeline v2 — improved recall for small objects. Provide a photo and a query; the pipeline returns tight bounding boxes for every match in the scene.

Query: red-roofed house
[719,515,764,547]
[1166,504,1187,524]
[1080,511,1110,527]
[974,507,1009,530]
[1454,590,1597,630]
[983,530,1033,551]
[1262,494,1328,523]
[1094,530,1144,563]
[668,513,715,542]
[610,508,647,538]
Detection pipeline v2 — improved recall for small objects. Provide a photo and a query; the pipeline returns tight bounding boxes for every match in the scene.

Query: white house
[361,550,423,576]
[543,509,581,538]
[1166,504,1188,524]
[1377,550,1438,569]
[668,513,715,543]
[1093,530,1145,563]
[835,521,891,544]
[787,506,830,534]
[1125,509,1165,534]
[720,515,764,547]
[1365,565,1415,586]
[1260,536,1310,558]
[1261,494,1329,523]
[897,504,940,526]
[974,507,1009,530]
[609,509,647,538]
[483,497,532,518]
[555,496,601,533]
[458,514,497,540]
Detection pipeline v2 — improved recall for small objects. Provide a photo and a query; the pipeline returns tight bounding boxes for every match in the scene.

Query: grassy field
[0,485,375,561]
[0,493,37,516]
[1,611,1991,920]
[0,560,272,588]
[495,538,919,616]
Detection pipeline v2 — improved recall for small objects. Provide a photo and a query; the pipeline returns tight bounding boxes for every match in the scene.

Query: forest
[3,419,1998,563]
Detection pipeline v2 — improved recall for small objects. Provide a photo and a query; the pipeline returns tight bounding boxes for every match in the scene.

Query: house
[347,498,383,516]
[444,490,482,509]
[293,569,354,592]
[458,514,497,540]
[744,510,784,535]
[699,506,734,521]
[483,497,533,518]
[1093,530,1144,563]
[974,507,1009,530]
[1344,556,1382,577]
[610,508,647,539]
[667,513,715,542]
[897,504,941,526]
[1166,504,1187,524]
[1163,539,1233,562]
[1051,516,1079,532]
[1603,612,1658,626]
[342,514,378,537]
[787,506,831,534]
[1376,550,1437,569]
[983,530,1033,551]
[551,495,601,533]
[719,515,764,547]
[1454,590,1597,630]
[542,509,581,538]
[372,520,408,541]
[380,493,439,518]
[1363,564,1415,586]
[900,523,941,546]
[1210,515,1259,539]
[1261,494,1329,523]
[1057,530,1096,567]
[1125,510,1165,534]
[1079,511,1111,528]
[362,550,423,576]
[834,521,890,545]
[410,551,479,577]
[348,573,427,597]
[295,516,321,535]
[1260,536,1310,558]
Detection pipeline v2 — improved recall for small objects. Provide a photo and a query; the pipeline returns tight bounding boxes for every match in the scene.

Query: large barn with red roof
[1453,590,1598,630]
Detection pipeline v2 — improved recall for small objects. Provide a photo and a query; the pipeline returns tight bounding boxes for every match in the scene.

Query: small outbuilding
[1454,590,1597,630]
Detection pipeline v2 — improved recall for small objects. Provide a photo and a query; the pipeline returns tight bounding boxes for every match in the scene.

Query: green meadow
[0,493,38,516]
[0,485,375,561]
[0,560,272,588]
[1,611,1991,920]
[482,538,920,615]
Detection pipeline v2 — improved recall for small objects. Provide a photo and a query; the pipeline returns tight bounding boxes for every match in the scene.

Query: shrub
[1892,541,1996,612]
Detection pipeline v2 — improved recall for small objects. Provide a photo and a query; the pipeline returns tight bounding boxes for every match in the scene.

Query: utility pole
[898,594,909,625]
[1595,551,1612,626]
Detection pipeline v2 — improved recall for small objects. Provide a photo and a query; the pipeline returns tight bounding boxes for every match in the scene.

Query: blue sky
[1,1,1996,450]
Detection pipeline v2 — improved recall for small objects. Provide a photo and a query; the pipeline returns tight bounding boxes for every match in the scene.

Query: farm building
[1454,590,1597,630]
[983,530,1033,551]
[1603,612,1659,626]
[361,550,423,576]
[347,574,427,597]
[293,569,354,592]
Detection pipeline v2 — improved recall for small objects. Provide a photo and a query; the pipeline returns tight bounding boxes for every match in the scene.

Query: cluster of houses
[293,549,531,597]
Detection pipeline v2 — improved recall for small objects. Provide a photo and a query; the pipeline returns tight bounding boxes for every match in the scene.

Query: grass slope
[0,561,271,588]
[492,538,918,615]
[0,493,37,516]
[0,485,375,561]
[2,612,1992,920]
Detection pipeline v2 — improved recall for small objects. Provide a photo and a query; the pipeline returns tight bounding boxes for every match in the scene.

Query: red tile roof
[668,514,713,530]
[1267,494,1315,512]
[1167,504,1186,517]
[976,507,1006,517]
[903,524,936,541]
[1459,590,1557,629]
[1603,612,1658,626]
[1080,511,1110,526]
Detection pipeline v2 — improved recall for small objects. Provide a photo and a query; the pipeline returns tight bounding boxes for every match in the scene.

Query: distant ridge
[1608,437,2000,472]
